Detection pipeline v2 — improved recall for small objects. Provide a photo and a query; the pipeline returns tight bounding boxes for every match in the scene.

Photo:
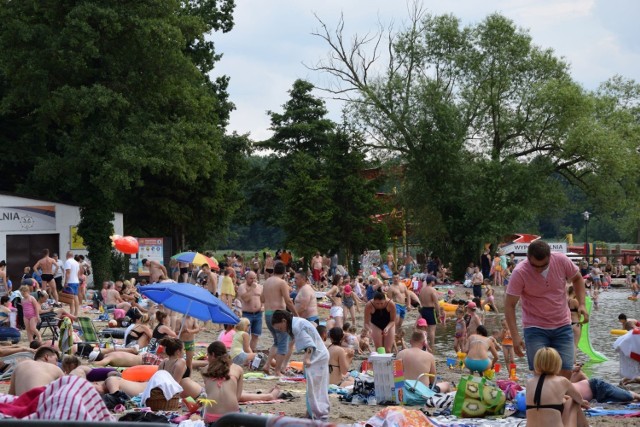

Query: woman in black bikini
[148,311,177,352]
[526,347,589,427]
[125,312,152,350]
[364,291,396,353]
[327,327,354,387]
[158,337,189,381]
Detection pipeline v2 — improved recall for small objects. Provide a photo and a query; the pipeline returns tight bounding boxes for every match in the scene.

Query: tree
[280,152,336,267]
[310,6,639,270]
[262,79,335,157]
[0,0,235,284]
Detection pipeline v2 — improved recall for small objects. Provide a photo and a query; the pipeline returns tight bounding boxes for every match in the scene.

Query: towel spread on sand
[0,376,113,421]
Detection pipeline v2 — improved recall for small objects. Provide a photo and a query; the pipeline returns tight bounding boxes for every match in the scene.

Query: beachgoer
[229,318,261,368]
[312,252,324,285]
[294,271,319,325]
[260,261,298,376]
[237,271,263,351]
[398,332,438,389]
[271,310,330,421]
[359,328,371,354]
[63,251,80,316]
[485,287,498,312]
[20,285,42,342]
[454,307,466,353]
[418,275,439,350]
[364,291,396,353]
[505,240,588,378]
[200,341,243,422]
[148,311,177,352]
[9,346,62,395]
[141,258,167,284]
[571,362,640,402]
[33,249,58,302]
[158,337,188,382]
[567,286,582,351]
[327,327,354,387]
[342,281,361,326]
[618,313,639,330]
[387,273,411,332]
[526,347,589,427]
[218,324,236,349]
[500,318,514,367]
[465,302,482,339]
[179,315,201,373]
[326,275,345,328]
[465,325,499,375]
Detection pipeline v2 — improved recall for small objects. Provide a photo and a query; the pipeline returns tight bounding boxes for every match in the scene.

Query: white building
[0,193,123,287]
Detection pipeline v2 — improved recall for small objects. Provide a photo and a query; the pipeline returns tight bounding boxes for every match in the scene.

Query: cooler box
[368,353,404,404]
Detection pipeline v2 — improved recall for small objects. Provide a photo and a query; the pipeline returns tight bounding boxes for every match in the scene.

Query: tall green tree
[0,0,235,284]
[311,7,639,270]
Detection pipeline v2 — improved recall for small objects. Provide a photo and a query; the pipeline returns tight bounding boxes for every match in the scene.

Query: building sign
[0,206,56,231]
[501,242,567,255]
[70,226,86,250]
[136,238,164,276]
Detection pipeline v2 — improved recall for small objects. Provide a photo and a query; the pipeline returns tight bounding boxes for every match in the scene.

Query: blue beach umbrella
[140,283,239,325]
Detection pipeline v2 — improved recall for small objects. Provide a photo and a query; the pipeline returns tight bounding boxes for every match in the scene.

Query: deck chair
[77,316,103,347]
[0,351,34,381]
[37,312,60,344]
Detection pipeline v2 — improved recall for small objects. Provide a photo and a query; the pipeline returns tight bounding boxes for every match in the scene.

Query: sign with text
[0,206,56,232]
[136,237,164,276]
[501,242,567,255]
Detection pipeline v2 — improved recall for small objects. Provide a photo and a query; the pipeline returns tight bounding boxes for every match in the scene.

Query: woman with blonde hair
[229,318,263,368]
[526,347,589,427]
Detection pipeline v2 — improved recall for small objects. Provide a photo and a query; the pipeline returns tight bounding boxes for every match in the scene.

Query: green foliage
[0,0,235,281]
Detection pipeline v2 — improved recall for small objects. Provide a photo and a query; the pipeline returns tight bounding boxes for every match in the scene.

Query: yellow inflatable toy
[439,300,458,312]
[610,329,628,336]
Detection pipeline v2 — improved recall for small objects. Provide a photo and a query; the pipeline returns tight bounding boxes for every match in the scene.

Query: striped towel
[0,376,113,421]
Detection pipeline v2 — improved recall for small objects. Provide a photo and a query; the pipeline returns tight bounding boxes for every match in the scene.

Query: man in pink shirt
[505,240,588,378]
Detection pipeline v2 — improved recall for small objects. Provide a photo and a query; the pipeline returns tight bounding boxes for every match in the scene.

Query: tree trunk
[78,201,115,288]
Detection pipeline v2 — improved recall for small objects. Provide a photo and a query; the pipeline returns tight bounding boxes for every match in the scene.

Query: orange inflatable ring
[122,364,158,382]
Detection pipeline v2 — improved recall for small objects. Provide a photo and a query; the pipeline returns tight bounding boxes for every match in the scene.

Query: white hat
[89,350,100,362]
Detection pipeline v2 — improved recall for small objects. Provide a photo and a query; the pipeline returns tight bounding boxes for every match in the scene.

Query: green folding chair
[77,316,102,346]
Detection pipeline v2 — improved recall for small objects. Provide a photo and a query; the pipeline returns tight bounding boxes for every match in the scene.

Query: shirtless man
[9,347,63,395]
[201,264,218,296]
[33,248,59,302]
[294,271,318,324]
[397,332,451,392]
[250,253,261,276]
[418,275,439,351]
[237,271,263,351]
[142,258,167,283]
[387,273,411,331]
[261,262,298,376]
[311,252,324,285]
[618,313,639,330]
[104,281,131,311]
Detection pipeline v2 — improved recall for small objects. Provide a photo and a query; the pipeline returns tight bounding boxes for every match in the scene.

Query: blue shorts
[265,311,290,355]
[242,311,263,336]
[395,303,406,319]
[465,358,491,374]
[307,316,319,324]
[589,378,633,403]
[523,325,574,371]
[64,283,79,296]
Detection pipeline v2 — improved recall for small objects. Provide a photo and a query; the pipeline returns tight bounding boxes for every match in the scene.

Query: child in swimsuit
[500,318,514,367]
[20,285,42,342]
[453,308,466,352]
[526,347,589,426]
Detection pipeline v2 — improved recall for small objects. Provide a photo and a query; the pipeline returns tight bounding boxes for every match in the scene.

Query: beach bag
[353,375,375,396]
[403,373,435,406]
[452,375,505,418]
[102,391,130,410]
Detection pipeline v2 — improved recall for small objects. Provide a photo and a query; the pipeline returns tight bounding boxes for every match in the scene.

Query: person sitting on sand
[201,341,243,423]
[157,337,188,382]
[397,331,452,393]
[526,347,589,427]
[230,318,261,369]
[570,362,640,402]
[327,327,354,388]
[9,347,63,395]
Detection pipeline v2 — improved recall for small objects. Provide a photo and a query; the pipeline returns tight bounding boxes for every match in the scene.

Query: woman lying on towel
[91,348,164,367]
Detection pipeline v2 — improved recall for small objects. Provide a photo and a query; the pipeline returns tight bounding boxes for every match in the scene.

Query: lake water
[430,287,637,381]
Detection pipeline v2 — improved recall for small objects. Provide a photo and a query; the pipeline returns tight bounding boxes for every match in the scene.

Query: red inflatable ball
[111,235,139,255]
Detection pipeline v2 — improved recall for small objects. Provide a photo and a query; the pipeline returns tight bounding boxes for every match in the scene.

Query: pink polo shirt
[507,252,578,329]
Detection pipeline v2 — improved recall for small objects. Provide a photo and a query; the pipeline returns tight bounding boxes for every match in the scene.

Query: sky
[212,0,640,141]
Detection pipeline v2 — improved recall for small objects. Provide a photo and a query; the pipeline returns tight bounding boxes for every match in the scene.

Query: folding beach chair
[0,351,34,381]
[37,312,60,343]
[77,316,103,347]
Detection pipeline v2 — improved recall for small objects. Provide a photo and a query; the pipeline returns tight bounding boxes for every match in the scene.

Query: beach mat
[240,399,288,405]
[428,415,525,426]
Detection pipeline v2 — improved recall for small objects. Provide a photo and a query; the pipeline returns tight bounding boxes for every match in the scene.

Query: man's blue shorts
[395,303,406,319]
[242,311,263,336]
[265,311,289,355]
[589,378,633,403]
[64,283,79,296]
[524,324,574,371]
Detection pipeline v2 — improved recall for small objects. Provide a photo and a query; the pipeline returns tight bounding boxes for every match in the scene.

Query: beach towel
[365,406,434,427]
[239,399,288,405]
[0,375,113,421]
[427,415,525,426]
[58,317,74,355]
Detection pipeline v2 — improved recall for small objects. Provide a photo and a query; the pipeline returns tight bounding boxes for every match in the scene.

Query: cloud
[212,0,640,139]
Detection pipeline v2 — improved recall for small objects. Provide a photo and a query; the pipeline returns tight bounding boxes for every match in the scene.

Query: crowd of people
[2,243,640,425]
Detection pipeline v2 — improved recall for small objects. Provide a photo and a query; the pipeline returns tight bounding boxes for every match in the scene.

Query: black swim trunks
[420,307,437,326]
[41,274,54,282]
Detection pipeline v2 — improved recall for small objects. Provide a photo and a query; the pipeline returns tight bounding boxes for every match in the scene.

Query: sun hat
[417,318,427,327]
[344,285,353,295]
[467,301,477,309]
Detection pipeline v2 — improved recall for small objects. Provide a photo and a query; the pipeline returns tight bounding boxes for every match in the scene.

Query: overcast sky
[212,0,640,141]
